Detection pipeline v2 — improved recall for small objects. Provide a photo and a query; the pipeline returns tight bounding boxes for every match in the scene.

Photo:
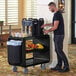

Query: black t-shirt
[53,11,64,35]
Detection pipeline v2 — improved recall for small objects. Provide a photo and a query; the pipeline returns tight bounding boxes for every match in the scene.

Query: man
[41,2,70,72]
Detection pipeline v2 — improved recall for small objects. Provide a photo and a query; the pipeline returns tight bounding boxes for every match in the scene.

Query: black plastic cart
[7,35,50,73]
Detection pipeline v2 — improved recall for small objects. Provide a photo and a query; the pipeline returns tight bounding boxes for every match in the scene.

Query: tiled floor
[0,45,76,76]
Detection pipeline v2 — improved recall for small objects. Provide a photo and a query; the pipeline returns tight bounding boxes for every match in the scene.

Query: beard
[51,9,55,12]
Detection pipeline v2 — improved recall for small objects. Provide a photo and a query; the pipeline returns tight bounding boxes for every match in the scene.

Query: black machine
[32,18,44,36]
[22,18,44,36]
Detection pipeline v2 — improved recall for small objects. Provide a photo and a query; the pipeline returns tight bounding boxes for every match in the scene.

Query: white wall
[67,0,71,44]
[37,0,54,23]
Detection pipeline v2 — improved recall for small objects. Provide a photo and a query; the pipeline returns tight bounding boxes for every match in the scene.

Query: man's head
[48,2,56,12]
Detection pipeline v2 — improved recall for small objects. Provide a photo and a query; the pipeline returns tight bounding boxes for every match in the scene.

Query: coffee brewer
[22,18,44,36]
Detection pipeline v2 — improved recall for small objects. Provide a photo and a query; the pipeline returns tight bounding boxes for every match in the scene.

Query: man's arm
[41,23,53,28]
[49,20,59,31]
[43,20,59,34]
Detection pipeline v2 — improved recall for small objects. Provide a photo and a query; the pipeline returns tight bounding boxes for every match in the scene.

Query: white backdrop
[37,0,53,4]
[37,0,54,23]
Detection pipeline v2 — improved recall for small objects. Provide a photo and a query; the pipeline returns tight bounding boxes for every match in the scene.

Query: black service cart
[7,35,50,73]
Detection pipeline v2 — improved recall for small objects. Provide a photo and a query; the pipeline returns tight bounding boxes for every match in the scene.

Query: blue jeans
[54,35,69,67]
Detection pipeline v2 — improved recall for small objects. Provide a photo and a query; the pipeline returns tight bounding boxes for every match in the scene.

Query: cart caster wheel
[41,64,46,70]
[12,66,17,72]
[23,68,28,74]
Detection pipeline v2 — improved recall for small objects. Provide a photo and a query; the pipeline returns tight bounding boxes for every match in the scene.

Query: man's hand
[41,24,46,28]
[43,30,50,34]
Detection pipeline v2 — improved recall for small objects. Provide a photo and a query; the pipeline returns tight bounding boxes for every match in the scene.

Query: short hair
[48,2,56,7]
